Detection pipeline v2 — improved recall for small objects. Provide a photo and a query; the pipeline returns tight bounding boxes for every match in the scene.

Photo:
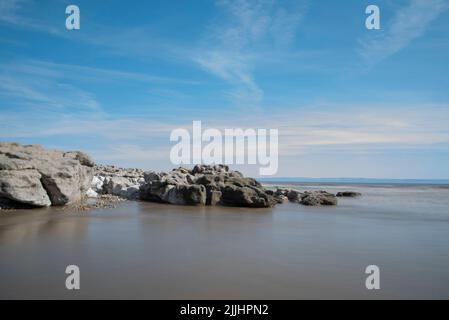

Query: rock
[0,142,94,207]
[0,169,51,207]
[220,185,272,208]
[86,188,98,198]
[91,176,104,192]
[94,164,144,179]
[286,189,300,202]
[63,151,95,167]
[140,169,207,205]
[209,190,222,206]
[299,191,337,206]
[276,195,288,203]
[91,165,145,200]
[171,184,207,205]
[102,176,140,200]
[39,160,93,205]
[270,188,300,203]
[140,165,275,208]
[336,191,362,197]
[274,188,288,196]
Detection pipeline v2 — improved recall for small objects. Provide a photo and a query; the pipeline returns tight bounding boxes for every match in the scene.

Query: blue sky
[1,0,449,178]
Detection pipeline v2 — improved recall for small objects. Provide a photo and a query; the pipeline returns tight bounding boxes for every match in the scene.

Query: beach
[1,183,449,299]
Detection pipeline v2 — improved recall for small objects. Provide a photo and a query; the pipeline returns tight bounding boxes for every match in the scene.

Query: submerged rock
[336,191,362,197]
[299,191,338,206]
[0,142,94,207]
[271,188,301,203]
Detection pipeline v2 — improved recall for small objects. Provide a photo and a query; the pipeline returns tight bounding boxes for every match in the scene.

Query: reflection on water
[1,184,449,299]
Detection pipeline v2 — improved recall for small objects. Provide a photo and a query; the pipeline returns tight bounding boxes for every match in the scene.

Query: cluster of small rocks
[60,194,127,212]
[269,188,361,206]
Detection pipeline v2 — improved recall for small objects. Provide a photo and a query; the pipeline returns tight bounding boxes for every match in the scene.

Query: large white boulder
[0,142,94,207]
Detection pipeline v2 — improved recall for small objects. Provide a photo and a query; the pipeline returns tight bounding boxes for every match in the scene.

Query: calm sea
[1,183,449,299]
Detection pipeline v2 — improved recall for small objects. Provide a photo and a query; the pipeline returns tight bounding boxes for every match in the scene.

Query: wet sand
[1,184,449,299]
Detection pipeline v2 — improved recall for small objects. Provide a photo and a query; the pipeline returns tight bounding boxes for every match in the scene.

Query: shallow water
[1,184,449,299]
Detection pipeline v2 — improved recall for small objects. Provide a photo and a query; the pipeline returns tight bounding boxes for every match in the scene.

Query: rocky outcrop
[140,165,276,207]
[299,191,338,206]
[0,142,94,207]
[0,142,351,210]
[336,191,362,197]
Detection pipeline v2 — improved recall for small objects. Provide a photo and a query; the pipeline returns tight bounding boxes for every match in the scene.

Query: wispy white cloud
[195,0,305,106]
[0,0,26,25]
[271,105,449,155]
[0,75,101,113]
[359,0,449,65]
[0,0,66,35]
[2,59,201,85]
[0,115,176,139]
[0,58,204,118]
[0,67,102,113]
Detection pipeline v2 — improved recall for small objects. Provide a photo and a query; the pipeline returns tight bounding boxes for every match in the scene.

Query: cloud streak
[0,0,26,25]
[2,59,201,86]
[195,0,305,106]
[0,0,67,35]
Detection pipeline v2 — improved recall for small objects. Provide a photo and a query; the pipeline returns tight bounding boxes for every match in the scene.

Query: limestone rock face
[140,165,276,208]
[0,142,94,207]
